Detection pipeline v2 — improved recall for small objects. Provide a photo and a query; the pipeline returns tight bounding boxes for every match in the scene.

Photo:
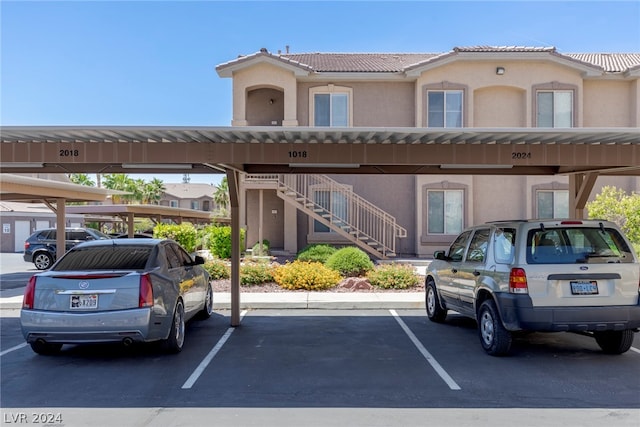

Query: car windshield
[526,226,634,264]
[53,246,153,270]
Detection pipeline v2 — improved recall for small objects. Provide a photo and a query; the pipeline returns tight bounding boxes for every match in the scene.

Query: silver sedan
[20,238,213,355]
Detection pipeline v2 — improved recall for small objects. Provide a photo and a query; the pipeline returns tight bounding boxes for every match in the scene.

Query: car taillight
[139,274,154,308]
[23,276,37,309]
[509,268,529,294]
[24,242,30,250]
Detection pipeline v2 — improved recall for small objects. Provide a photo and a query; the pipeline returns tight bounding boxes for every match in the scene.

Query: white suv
[425,219,640,356]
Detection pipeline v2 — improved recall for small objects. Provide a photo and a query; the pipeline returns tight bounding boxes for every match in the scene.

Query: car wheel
[164,300,185,353]
[33,252,54,270]
[30,341,62,355]
[478,299,512,356]
[425,279,447,323]
[594,330,635,354]
[197,283,214,320]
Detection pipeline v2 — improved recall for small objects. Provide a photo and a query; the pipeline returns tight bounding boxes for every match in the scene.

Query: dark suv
[23,227,111,270]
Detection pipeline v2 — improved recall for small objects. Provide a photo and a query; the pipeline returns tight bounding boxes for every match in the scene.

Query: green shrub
[153,223,197,253]
[241,260,275,286]
[251,239,270,256]
[325,247,374,277]
[367,263,421,290]
[203,225,246,259]
[296,244,337,264]
[273,261,341,291]
[203,259,230,280]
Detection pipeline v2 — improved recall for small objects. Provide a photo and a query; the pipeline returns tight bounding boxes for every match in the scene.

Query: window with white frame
[169,200,179,208]
[190,201,199,210]
[536,190,569,218]
[313,189,348,233]
[427,90,463,128]
[536,90,573,127]
[310,86,352,127]
[427,189,464,234]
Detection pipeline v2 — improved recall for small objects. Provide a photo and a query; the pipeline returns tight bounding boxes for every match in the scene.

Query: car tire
[594,330,635,354]
[478,299,512,356]
[30,341,62,355]
[164,300,185,354]
[197,283,214,320]
[33,252,54,270]
[425,279,447,323]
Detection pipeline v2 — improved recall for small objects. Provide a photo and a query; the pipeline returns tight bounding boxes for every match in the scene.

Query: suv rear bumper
[494,293,640,332]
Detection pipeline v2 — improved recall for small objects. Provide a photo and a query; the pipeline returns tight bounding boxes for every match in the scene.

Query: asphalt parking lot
[2,306,640,427]
[1,253,639,427]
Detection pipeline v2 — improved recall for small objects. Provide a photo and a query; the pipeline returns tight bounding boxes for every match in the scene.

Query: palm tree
[142,178,165,205]
[103,174,137,204]
[213,177,230,217]
[68,173,95,187]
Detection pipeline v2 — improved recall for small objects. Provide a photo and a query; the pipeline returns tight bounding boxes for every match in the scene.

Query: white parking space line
[182,310,247,389]
[630,346,640,355]
[0,342,28,357]
[389,310,461,391]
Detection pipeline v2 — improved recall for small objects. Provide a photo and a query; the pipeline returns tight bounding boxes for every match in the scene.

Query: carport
[65,204,217,235]
[1,125,639,325]
[0,173,118,259]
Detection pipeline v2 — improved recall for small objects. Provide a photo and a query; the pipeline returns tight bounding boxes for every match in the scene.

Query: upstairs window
[310,85,352,127]
[536,90,573,127]
[190,201,199,210]
[427,90,463,128]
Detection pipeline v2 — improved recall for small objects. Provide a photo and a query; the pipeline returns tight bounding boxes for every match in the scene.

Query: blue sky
[2,0,639,184]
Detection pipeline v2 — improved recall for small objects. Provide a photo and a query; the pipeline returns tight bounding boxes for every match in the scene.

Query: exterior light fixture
[496,67,505,75]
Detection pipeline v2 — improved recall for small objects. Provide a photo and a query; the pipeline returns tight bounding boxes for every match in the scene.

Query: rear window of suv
[526,226,634,264]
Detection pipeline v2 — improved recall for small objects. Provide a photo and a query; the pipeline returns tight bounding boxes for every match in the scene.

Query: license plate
[570,281,598,295]
[70,294,98,309]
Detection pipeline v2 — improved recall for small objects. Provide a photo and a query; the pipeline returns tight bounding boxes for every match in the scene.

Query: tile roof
[266,46,640,74]
[565,53,640,72]
[163,183,215,199]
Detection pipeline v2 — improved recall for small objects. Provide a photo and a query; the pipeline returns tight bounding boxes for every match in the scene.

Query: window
[447,230,471,262]
[427,90,463,128]
[536,90,573,127]
[313,189,348,233]
[169,200,178,208]
[466,229,490,262]
[537,190,568,218]
[494,228,516,264]
[427,190,463,235]
[310,85,352,127]
[190,201,199,210]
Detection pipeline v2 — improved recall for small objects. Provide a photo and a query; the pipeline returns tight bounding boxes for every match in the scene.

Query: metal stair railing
[276,174,406,259]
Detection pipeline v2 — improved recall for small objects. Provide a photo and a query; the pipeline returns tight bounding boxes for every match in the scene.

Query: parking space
[2,307,639,413]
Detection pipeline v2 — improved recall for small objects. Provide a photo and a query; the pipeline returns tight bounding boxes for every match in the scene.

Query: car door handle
[473,270,481,276]
[451,268,458,273]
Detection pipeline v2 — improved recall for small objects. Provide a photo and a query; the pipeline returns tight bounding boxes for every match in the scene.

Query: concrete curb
[2,292,425,311]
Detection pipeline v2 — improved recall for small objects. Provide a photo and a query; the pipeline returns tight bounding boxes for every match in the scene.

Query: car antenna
[539,223,545,232]
[599,222,605,233]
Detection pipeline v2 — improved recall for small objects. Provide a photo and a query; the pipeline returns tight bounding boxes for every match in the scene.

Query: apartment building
[216,46,640,258]
[159,183,218,212]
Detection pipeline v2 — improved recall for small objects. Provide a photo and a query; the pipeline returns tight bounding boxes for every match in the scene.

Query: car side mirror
[193,255,206,265]
[434,250,447,260]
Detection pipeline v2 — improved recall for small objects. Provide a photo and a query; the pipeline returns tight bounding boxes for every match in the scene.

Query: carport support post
[127,213,135,237]
[56,198,66,260]
[227,169,241,326]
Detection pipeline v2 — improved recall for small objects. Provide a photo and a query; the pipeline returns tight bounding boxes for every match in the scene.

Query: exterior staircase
[245,174,407,259]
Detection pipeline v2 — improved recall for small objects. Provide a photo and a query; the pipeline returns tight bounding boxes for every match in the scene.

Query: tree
[142,178,165,205]
[586,186,640,243]
[213,177,230,217]
[68,173,95,187]
[102,174,137,204]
